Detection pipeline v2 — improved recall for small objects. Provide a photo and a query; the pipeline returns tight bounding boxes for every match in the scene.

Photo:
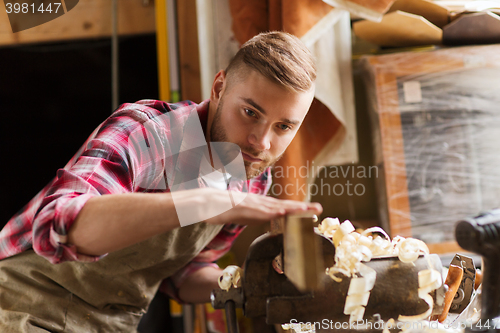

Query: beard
[210,100,282,179]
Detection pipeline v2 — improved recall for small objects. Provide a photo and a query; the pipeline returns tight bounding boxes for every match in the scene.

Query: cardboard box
[361,45,500,253]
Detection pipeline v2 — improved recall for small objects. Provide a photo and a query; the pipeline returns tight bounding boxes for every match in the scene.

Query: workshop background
[1,0,500,332]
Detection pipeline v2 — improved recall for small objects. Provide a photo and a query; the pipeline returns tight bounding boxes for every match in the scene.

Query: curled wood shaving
[398,268,442,322]
[218,265,243,291]
[396,238,429,264]
[317,217,340,238]
[344,264,377,323]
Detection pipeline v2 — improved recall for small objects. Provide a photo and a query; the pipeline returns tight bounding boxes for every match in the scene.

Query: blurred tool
[456,209,500,332]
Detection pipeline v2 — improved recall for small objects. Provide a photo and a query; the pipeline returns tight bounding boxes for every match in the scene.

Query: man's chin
[244,162,268,179]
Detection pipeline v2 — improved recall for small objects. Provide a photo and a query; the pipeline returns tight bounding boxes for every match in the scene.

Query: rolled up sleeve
[31,111,165,264]
[32,156,131,264]
[34,191,100,264]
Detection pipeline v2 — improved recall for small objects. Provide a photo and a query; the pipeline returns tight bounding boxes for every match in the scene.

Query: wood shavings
[333,220,355,247]
[344,264,377,323]
[361,226,390,241]
[370,235,393,256]
[318,217,440,323]
[349,305,366,323]
[398,269,442,322]
[317,217,340,238]
[282,322,315,333]
[218,265,243,291]
[419,269,442,295]
[319,218,432,281]
[396,238,429,263]
[383,318,395,333]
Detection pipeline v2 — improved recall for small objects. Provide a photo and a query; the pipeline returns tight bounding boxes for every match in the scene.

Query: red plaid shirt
[0,99,271,300]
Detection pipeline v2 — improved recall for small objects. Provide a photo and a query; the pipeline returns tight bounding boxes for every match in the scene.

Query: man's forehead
[228,65,315,96]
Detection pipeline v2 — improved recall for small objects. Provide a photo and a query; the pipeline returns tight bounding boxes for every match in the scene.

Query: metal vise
[212,225,445,332]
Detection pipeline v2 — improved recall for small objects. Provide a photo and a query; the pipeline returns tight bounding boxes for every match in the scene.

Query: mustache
[240,147,270,162]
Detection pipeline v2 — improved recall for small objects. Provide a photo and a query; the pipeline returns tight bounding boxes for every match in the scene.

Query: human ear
[210,70,226,104]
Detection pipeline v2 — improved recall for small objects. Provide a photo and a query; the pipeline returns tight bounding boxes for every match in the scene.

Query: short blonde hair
[225,31,316,92]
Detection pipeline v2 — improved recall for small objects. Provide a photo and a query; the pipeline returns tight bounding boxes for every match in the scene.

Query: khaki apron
[0,222,223,333]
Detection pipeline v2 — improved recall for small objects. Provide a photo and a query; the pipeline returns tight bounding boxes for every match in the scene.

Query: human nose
[248,126,271,151]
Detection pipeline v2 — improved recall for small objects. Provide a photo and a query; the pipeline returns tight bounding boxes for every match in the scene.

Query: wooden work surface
[362,45,500,253]
[0,0,155,46]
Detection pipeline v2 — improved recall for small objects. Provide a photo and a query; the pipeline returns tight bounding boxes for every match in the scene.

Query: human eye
[278,124,292,131]
[244,108,257,118]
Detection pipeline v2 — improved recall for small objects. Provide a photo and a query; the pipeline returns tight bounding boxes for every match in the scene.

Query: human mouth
[241,151,262,163]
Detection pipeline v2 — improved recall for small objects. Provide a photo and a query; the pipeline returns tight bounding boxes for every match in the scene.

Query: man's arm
[177,266,222,303]
[68,188,322,257]
[67,192,178,257]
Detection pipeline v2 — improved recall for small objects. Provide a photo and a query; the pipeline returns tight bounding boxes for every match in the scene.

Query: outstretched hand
[192,188,323,225]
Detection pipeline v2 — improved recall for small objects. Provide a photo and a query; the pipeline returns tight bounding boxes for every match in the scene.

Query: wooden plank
[177,0,202,103]
[0,0,155,46]
[270,216,285,235]
[369,61,413,238]
[283,212,323,292]
[353,11,442,47]
[388,0,450,28]
[363,44,500,78]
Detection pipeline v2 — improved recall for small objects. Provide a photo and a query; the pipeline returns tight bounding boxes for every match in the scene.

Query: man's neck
[205,100,219,169]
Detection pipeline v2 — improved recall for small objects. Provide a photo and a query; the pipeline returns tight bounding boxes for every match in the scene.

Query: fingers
[185,188,323,227]
[239,201,323,226]
[307,202,323,214]
[257,195,323,215]
[235,193,323,223]
[203,189,324,225]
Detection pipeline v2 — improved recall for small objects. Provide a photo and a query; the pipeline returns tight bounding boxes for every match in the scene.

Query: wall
[0,34,159,226]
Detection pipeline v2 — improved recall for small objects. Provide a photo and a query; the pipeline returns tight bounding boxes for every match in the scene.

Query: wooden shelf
[0,0,155,46]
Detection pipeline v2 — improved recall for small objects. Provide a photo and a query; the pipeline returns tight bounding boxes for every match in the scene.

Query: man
[0,31,321,332]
